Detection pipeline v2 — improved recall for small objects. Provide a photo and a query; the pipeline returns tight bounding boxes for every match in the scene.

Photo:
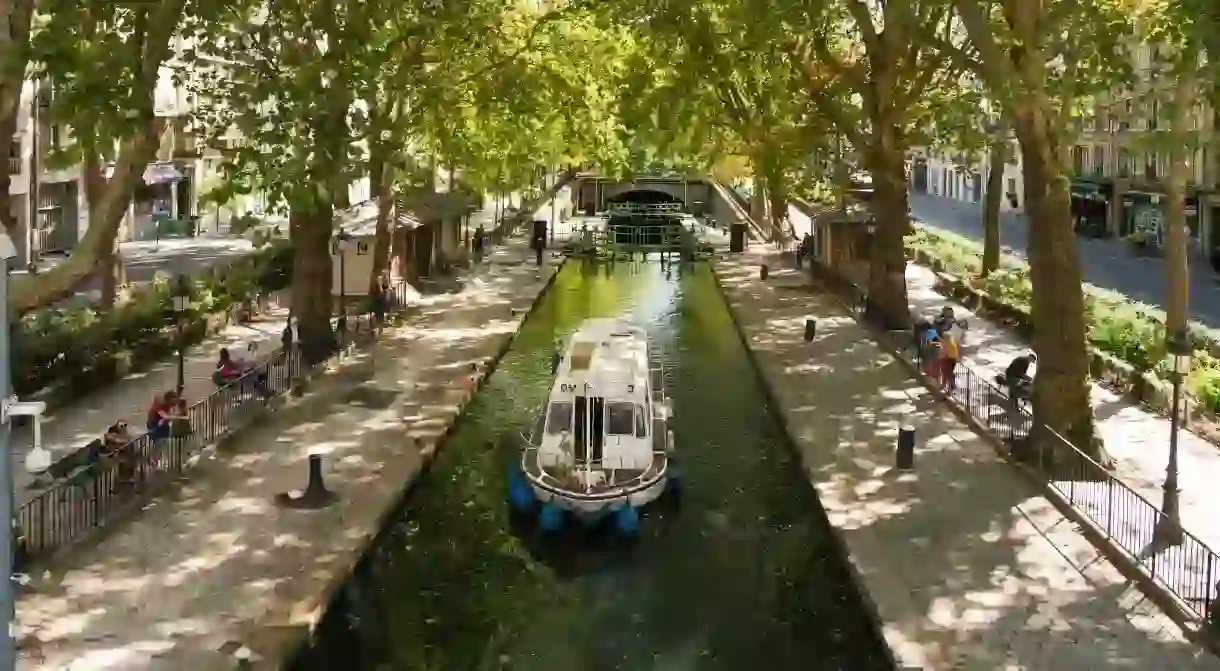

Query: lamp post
[172,274,190,396]
[335,230,351,334]
[1156,326,1191,544]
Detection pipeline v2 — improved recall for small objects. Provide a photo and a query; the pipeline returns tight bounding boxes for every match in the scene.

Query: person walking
[939,326,960,391]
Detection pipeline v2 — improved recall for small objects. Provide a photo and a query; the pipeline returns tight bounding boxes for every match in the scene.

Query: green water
[289,259,892,671]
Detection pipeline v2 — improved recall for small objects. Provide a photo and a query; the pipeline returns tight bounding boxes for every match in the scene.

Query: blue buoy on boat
[507,468,535,514]
[613,505,640,537]
[538,501,565,533]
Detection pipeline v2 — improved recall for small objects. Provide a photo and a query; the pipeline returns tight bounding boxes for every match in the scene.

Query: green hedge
[13,241,293,400]
[905,227,1220,411]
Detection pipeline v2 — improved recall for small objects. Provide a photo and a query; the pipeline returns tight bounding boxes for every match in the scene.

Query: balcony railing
[7,156,20,175]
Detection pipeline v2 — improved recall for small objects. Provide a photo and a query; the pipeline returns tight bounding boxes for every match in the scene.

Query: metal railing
[812,258,1220,626]
[14,281,414,566]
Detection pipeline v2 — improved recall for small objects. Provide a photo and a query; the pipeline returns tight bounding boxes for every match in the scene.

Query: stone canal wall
[15,237,565,671]
[711,247,1218,670]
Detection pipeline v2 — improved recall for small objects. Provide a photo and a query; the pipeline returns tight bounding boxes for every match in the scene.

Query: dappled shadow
[905,260,1220,618]
[11,305,292,504]
[712,247,1218,669]
[14,237,559,669]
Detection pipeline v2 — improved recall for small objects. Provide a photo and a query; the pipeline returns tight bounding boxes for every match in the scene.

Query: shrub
[12,240,292,399]
[906,226,1220,412]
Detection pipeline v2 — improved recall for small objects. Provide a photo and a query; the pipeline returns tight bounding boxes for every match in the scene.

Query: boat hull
[526,471,668,521]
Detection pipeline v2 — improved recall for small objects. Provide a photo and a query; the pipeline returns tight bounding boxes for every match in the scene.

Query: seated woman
[104,421,137,485]
[214,347,270,397]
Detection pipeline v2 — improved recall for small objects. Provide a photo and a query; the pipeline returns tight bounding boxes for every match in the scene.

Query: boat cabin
[539,321,655,472]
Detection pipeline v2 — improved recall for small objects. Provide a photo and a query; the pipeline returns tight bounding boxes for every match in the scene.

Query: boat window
[605,401,635,436]
[635,404,647,438]
[546,401,573,435]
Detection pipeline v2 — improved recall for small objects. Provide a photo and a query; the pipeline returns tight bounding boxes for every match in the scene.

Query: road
[12,236,257,307]
[909,192,1220,329]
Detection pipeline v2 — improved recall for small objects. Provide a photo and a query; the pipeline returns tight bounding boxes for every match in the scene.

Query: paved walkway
[903,260,1220,557]
[14,234,560,669]
[714,245,1219,670]
[10,302,290,503]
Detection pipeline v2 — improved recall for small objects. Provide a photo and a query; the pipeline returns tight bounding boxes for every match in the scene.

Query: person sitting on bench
[214,347,269,397]
[104,421,138,486]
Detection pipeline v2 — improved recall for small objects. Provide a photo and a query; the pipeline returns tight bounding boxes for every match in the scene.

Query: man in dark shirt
[1004,352,1036,384]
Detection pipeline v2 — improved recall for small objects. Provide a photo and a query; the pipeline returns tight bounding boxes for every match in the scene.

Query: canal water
[288,259,892,671]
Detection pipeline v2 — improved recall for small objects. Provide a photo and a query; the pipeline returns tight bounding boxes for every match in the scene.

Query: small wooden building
[393,191,478,286]
[809,201,874,287]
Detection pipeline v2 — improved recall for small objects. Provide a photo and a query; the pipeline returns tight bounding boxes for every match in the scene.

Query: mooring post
[896,425,915,470]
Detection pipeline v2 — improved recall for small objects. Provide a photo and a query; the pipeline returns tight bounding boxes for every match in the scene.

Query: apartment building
[1069,44,1217,254]
[909,144,1026,214]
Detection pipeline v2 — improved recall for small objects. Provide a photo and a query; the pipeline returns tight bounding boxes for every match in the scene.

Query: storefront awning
[1070,182,1102,195]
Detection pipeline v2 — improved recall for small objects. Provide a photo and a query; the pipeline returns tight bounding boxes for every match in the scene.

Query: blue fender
[507,467,536,514]
[538,501,566,533]
[612,505,640,537]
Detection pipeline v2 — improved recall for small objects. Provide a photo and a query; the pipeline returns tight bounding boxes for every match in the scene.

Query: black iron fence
[812,260,1220,626]
[15,281,415,566]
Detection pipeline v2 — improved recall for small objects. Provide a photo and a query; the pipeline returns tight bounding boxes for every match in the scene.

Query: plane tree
[926,0,1135,459]
[7,0,211,313]
[775,0,965,329]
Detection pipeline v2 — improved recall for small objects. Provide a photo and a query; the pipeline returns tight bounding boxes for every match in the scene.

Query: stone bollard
[896,425,915,470]
[760,264,769,281]
[804,318,817,342]
[275,454,337,509]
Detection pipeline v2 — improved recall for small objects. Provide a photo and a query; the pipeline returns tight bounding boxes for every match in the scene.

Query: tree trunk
[9,118,165,314]
[1164,79,1192,333]
[290,203,335,365]
[1012,100,1107,465]
[865,135,912,330]
[763,156,790,241]
[83,155,120,311]
[982,139,1005,276]
[368,157,394,294]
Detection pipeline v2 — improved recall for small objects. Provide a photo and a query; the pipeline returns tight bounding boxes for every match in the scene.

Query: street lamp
[335,230,351,334]
[172,274,190,396]
[1156,326,1191,544]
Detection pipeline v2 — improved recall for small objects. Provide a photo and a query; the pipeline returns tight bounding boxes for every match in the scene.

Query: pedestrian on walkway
[939,327,960,391]
[473,225,486,263]
[372,275,388,332]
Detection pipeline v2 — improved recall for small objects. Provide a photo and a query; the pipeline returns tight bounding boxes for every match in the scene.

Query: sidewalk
[10,302,290,503]
[714,245,1219,669]
[903,260,1220,556]
[14,235,560,669]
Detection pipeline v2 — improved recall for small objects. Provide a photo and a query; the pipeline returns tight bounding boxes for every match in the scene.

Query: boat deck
[524,450,668,497]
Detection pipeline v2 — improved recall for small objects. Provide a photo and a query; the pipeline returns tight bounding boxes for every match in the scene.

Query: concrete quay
[712,245,1220,670]
[14,236,563,670]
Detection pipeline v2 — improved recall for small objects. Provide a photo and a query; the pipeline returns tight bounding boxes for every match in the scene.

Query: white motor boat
[509,318,675,534]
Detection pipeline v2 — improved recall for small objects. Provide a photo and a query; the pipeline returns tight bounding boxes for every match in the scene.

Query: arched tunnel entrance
[605,188,686,211]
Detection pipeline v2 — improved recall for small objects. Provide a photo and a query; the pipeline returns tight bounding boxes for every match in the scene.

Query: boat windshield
[606,401,635,436]
[546,401,573,435]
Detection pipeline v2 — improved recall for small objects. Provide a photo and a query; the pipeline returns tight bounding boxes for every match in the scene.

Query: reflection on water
[289,259,892,671]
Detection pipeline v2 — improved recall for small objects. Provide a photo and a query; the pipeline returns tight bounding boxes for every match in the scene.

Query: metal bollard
[275,453,337,509]
[804,318,817,342]
[760,264,769,281]
[896,425,915,470]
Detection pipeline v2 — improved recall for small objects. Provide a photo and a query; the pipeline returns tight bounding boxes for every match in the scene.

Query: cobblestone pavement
[713,246,1220,670]
[903,262,1220,557]
[14,235,561,670]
